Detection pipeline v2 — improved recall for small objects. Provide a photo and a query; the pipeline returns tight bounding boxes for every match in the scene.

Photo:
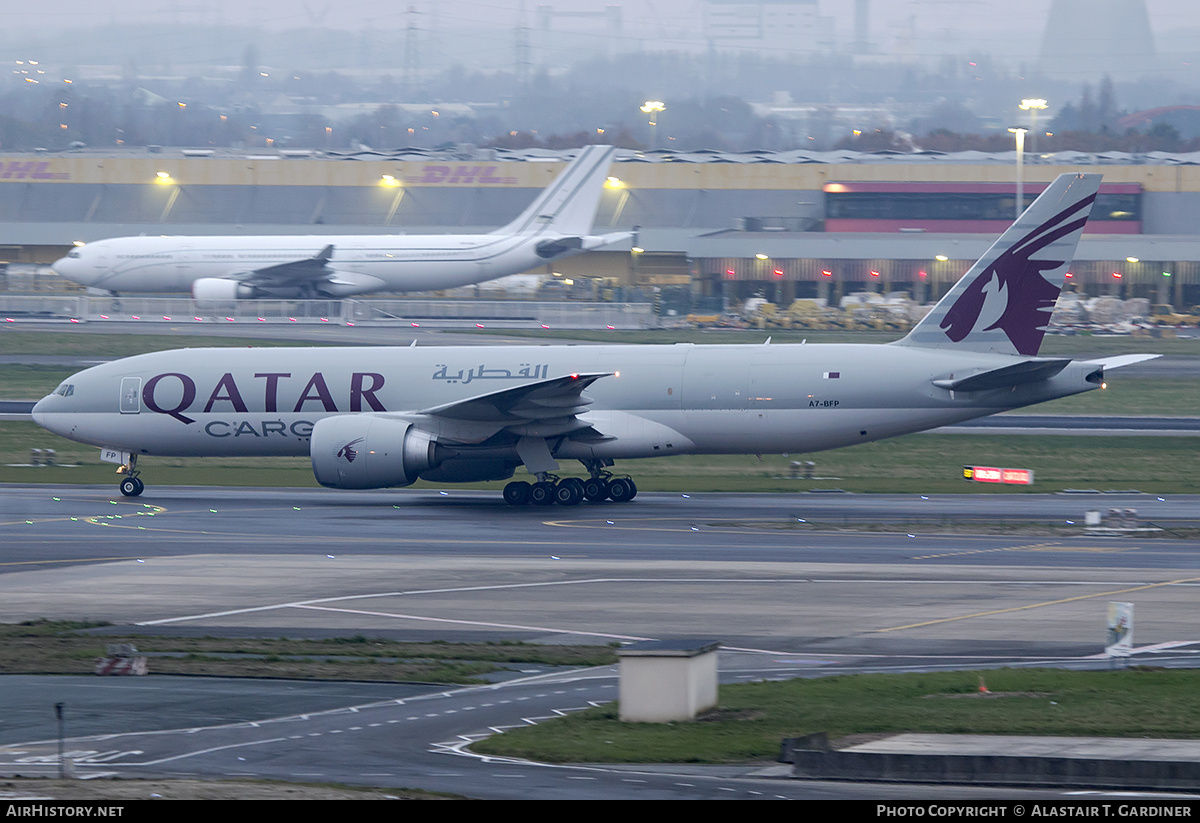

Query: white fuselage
[52,232,569,295]
[32,342,1101,464]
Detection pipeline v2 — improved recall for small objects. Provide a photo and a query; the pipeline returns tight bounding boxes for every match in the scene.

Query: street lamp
[1020,98,1048,154]
[1008,127,1028,218]
[640,100,665,148]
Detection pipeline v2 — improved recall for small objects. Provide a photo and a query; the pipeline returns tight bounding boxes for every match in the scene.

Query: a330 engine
[310,414,439,489]
[191,277,257,301]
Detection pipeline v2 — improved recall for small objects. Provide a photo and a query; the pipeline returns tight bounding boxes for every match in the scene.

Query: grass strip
[0,620,617,684]
[6,422,1198,495]
[0,331,335,357]
[473,667,1200,764]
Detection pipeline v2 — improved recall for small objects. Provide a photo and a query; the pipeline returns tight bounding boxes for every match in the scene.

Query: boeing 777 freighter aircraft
[51,145,628,300]
[33,173,1157,505]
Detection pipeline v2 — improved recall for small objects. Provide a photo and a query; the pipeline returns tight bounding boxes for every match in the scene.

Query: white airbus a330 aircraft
[51,145,628,300]
[33,172,1157,505]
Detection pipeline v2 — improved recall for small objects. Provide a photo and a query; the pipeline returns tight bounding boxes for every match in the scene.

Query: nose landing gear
[117,455,144,497]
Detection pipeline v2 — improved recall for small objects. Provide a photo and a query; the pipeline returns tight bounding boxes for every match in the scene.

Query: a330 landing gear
[117,455,144,497]
[502,464,636,507]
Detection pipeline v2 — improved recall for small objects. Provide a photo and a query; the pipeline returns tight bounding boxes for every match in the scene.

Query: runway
[5,484,1200,648]
[4,485,1200,798]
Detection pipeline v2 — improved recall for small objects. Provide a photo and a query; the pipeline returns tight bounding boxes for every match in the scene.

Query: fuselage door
[120,377,141,414]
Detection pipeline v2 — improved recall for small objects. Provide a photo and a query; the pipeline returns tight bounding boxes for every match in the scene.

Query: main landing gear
[502,463,637,507]
[117,455,144,497]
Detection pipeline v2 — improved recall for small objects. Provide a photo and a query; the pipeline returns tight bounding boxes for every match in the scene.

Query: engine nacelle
[191,277,256,301]
[310,414,437,490]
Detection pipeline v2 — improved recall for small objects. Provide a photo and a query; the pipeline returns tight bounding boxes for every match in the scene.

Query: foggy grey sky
[8,1,1196,41]
[5,1,1197,78]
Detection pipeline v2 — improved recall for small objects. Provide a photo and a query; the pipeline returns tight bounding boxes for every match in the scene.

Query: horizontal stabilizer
[1080,353,1161,371]
[536,236,585,258]
[931,358,1071,392]
[537,231,634,259]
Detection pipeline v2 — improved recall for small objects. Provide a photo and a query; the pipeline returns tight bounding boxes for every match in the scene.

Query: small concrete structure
[618,639,719,722]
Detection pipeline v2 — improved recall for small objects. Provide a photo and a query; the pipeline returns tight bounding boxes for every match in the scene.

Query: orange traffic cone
[978,676,990,693]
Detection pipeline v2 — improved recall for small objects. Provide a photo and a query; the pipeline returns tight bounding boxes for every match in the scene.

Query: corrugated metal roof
[13,146,1200,166]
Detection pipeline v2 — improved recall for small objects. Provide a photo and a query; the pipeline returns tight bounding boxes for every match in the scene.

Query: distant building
[703,0,834,55]
[1,146,1197,310]
[1037,0,1158,81]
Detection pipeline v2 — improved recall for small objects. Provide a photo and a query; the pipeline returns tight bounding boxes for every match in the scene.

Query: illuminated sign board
[962,466,1034,485]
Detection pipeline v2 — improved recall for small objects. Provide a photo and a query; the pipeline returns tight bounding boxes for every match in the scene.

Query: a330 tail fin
[497,144,617,237]
[898,172,1102,356]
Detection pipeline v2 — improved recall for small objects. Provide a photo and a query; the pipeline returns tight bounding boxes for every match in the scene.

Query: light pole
[1020,98,1048,154]
[1008,127,1028,218]
[641,100,665,148]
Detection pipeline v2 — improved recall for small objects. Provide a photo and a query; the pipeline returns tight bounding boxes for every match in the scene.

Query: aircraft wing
[235,244,336,287]
[411,372,613,443]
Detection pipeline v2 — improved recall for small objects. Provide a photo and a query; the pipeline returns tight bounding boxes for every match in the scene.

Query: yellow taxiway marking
[911,541,1137,559]
[0,556,151,568]
[6,503,168,528]
[876,576,1200,633]
[545,517,743,531]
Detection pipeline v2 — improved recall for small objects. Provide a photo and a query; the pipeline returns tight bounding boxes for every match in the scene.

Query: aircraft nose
[31,395,50,428]
[51,253,94,286]
[30,393,71,436]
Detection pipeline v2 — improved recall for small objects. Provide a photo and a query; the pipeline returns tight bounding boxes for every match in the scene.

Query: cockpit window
[67,251,81,258]
[54,383,75,397]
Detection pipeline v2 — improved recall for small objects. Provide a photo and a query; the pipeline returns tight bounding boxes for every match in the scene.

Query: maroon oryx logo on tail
[337,438,365,463]
[940,194,1095,356]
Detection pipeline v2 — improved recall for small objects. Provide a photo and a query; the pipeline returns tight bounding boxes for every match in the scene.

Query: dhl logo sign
[407,165,518,185]
[0,160,69,180]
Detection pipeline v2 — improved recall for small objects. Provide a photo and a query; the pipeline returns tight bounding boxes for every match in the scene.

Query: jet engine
[310,414,438,490]
[191,278,256,301]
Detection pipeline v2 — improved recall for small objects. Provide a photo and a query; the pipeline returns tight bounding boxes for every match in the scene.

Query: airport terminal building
[1,146,1198,311]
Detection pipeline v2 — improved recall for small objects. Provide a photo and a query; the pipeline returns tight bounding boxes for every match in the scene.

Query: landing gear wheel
[119,477,144,497]
[554,478,585,506]
[606,477,636,503]
[582,476,608,502]
[503,481,531,506]
[529,481,556,506]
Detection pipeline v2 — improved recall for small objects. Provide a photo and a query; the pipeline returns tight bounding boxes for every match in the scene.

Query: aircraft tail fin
[897,172,1102,356]
[498,145,616,237]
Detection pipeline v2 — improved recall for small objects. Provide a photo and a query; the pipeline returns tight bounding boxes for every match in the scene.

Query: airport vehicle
[33,173,1156,504]
[50,145,627,300]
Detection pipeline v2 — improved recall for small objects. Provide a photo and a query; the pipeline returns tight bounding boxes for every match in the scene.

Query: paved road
[4,486,1200,798]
